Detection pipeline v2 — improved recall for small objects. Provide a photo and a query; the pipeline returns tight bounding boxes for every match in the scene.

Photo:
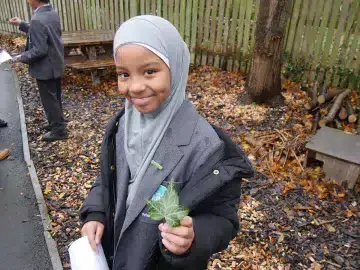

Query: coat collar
[166,99,198,146]
[34,4,52,13]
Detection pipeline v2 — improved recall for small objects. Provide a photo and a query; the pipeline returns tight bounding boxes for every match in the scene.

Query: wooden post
[190,0,198,65]
[87,46,100,85]
[22,0,29,22]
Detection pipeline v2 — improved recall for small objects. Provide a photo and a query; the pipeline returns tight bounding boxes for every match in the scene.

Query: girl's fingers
[87,228,98,252]
[162,238,186,255]
[164,225,191,238]
[81,222,99,252]
[161,231,190,249]
[95,224,104,244]
[180,216,193,227]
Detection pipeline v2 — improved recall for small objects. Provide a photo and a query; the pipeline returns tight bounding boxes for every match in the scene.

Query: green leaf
[146,179,189,227]
[151,160,164,170]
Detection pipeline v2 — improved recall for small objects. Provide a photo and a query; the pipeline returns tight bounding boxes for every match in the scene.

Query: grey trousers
[36,78,66,134]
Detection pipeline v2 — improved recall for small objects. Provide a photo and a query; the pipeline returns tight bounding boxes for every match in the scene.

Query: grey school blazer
[80,99,255,269]
[19,5,64,80]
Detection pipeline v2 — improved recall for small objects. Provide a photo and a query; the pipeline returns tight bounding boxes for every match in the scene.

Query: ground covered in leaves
[2,33,359,269]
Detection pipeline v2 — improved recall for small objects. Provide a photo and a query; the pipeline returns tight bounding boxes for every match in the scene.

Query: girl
[80,15,254,270]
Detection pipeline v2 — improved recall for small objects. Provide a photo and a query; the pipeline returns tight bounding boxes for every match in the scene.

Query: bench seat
[67,59,114,70]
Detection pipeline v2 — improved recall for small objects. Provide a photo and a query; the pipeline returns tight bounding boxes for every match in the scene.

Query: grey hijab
[113,15,190,207]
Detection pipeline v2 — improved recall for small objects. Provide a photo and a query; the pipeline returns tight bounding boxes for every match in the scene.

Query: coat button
[213,169,219,175]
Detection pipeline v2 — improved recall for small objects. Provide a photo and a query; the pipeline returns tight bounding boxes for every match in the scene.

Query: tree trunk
[245,0,293,103]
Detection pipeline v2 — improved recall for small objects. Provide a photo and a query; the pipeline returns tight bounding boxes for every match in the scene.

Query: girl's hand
[158,216,194,255]
[81,221,104,253]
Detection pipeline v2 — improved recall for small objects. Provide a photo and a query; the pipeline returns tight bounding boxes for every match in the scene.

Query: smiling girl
[80,15,254,270]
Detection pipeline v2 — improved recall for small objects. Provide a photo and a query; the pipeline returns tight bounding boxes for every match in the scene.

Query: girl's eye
[145,69,156,75]
[118,72,129,78]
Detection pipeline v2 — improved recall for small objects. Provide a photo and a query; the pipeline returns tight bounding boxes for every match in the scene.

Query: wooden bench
[67,59,115,84]
[62,30,114,85]
[304,126,360,189]
[68,59,114,70]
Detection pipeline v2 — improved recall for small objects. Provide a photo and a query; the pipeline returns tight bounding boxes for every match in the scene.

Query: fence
[0,0,359,89]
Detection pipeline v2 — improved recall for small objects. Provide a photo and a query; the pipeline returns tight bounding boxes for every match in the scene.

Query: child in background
[80,15,254,270]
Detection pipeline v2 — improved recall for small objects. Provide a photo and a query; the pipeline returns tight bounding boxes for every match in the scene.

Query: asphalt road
[0,63,52,270]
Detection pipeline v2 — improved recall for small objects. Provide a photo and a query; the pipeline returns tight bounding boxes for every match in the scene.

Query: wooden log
[338,106,348,120]
[317,88,345,104]
[319,89,352,127]
[304,101,312,111]
[345,101,357,123]
[348,114,357,123]
[312,83,328,131]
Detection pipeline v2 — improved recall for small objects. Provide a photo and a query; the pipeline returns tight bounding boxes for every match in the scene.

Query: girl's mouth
[129,96,154,106]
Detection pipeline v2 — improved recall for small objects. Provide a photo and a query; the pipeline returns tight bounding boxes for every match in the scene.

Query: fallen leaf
[312,262,322,270]
[344,209,354,218]
[274,232,285,243]
[325,224,336,233]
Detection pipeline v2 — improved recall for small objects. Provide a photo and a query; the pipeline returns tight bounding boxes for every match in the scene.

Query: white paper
[68,236,109,270]
[0,50,13,65]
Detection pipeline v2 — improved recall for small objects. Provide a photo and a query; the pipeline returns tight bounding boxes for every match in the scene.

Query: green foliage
[146,179,189,227]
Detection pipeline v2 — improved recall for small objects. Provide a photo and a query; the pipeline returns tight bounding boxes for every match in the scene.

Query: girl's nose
[129,78,146,93]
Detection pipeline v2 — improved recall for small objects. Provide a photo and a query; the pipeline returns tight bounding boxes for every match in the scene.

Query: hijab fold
[113,15,190,208]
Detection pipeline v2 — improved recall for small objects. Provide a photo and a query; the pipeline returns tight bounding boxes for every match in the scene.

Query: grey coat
[19,5,64,80]
[80,100,254,269]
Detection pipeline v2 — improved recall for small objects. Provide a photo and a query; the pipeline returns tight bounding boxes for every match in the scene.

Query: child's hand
[158,216,194,255]
[81,221,104,253]
[9,17,22,25]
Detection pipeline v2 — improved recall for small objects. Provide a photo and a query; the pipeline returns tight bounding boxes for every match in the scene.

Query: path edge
[12,69,64,270]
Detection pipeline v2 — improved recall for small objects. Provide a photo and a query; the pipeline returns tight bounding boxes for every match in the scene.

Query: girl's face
[115,45,171,113]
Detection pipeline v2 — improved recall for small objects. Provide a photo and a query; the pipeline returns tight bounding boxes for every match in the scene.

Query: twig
[275,129,287,143]
[318,218,338,225]
[276,148,284,162]
[294,206,314,210]
[266,158,275,179]
[320,260,342,268]
[282,149,290,167]
[311,99,334,113]
[291,150,304,171]
[269,145,275,164]
[256,151,269,164]
[312,111,320,131]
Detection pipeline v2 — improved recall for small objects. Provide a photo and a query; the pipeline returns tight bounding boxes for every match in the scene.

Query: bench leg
[303,150,315,168]
[91,71,100,86]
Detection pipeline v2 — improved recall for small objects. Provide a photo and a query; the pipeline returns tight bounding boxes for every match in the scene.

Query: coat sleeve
[79,176,106,225]
[19,21,30,33]
[20,20,49,64]
[159,179,241,268]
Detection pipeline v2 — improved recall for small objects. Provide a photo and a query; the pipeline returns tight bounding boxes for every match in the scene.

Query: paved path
[0,63,52,270]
